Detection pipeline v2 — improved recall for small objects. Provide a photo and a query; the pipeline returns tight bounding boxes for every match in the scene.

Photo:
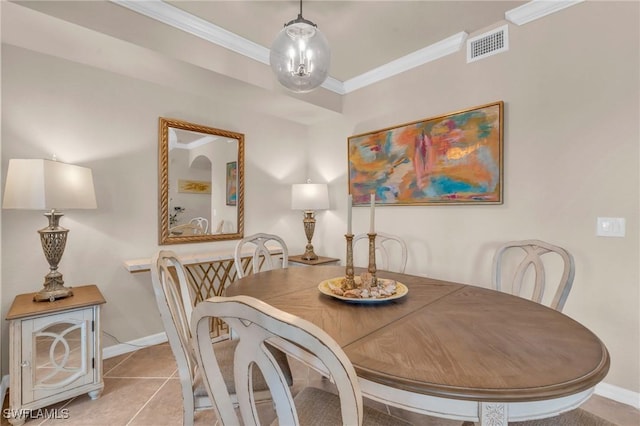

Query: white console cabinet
[6,285,106,426]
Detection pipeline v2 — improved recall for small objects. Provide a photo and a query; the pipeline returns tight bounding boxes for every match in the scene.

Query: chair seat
[272,387,410,426]
[194,338,293,396]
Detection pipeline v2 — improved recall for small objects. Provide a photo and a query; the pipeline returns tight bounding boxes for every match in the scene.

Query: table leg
[480,402,508,425]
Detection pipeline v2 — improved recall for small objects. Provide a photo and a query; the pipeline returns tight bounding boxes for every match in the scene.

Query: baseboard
[102,332,168,359]
[595,382,640,409]
[1,375,9,406]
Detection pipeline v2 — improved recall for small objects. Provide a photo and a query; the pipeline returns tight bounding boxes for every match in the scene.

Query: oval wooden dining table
[225,265,610,425]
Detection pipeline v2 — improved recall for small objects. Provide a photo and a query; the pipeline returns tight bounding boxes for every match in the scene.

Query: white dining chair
[150,250,291,426]
[233,233,289,279]
[492,239,575,312]
[213,219,224,234]
[353,232,408,273]
[191,295,410,426]
[189,216,209,234]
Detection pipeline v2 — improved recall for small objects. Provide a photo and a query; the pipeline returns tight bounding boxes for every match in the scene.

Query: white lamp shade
[291,183,329,211]
[3,159,97,210]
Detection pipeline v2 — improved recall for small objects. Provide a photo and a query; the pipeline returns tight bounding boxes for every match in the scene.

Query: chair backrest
[189,217,209,234]
[234,233,288,279]
[191,295,363,426]
[222,220,235,233]
[492,239,575,312]
[150,251,199,407]
[353,232,408,273]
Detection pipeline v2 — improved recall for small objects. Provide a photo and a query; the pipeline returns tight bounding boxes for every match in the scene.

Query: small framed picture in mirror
[226,161,237,206]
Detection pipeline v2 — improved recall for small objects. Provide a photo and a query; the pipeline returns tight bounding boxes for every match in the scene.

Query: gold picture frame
[348,101,504,206]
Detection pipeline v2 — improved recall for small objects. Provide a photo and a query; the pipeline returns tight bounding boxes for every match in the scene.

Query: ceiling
[161,0,527,82]
[4,1,580,122]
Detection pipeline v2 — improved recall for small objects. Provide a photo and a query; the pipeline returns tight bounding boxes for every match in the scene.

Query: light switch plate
[596,217,626,237]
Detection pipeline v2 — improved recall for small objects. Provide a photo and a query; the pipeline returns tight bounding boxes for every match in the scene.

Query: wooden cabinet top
[288,254,340,265]
[6,285,106,320]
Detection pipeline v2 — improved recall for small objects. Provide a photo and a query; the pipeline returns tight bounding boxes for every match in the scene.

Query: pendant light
[269,0,331,93]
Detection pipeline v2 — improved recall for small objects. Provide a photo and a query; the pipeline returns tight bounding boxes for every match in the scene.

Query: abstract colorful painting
[348,101,503,206]
[226,161,237,206]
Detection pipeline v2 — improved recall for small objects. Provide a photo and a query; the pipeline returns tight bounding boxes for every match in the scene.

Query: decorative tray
[318,276,408,304]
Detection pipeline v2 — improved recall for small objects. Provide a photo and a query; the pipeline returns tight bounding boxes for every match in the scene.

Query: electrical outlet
[596,217,626,237]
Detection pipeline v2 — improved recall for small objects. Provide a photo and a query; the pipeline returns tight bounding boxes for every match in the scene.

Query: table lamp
[2,159,97,302]
[291,181,329,260]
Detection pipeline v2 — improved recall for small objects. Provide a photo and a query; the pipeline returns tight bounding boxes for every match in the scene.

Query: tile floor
[2,343,639,425]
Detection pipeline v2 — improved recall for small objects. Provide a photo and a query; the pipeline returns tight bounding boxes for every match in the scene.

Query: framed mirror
[159,117,244,244]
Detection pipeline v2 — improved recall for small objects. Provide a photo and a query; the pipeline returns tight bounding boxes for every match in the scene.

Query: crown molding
[343,31,468,94]
[111,1,579,95]
[321,77,347,95]
[112,0,270,64]
[505,0,584,26]
[110,0,469,95]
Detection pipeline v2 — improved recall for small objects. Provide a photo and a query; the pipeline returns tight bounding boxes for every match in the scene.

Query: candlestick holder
[367,233,377,286]
[344,233,356,290]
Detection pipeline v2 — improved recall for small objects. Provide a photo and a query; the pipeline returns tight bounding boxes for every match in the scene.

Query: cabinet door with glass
[21,308,98,404]
[7,285,105,426]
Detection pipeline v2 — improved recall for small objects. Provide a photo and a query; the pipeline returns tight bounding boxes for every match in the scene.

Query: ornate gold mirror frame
[158,117,244,244]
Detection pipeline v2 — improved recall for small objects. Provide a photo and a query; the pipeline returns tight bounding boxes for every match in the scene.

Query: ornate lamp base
[301,248,318,261]
[34,210,74,302]
[33,282,74,302]
[301,211,319,260]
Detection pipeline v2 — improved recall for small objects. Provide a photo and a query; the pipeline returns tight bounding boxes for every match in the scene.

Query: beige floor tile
[105,344,176,379]
[287,355,311,381]
[362,396,389,416]
[253,400,280,425]
[581,394,640,426]
[128,378,211,426]
[193,408,219,425]
[128,377,279,426]
[102,353,132,375]
[1,392,70,426]
[38,378,165,425]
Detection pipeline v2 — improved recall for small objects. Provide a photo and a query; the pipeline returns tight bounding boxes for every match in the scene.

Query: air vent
[467,25,509,63]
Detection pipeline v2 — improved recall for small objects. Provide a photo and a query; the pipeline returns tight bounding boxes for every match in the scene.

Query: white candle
[347,194,352,235]
[369,193,375,234]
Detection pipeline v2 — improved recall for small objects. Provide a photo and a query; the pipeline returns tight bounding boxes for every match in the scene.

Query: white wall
[311,2,639,394]
[0,44,309,374]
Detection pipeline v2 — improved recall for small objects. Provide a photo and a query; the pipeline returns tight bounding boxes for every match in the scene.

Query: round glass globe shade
[269,21,331,93]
